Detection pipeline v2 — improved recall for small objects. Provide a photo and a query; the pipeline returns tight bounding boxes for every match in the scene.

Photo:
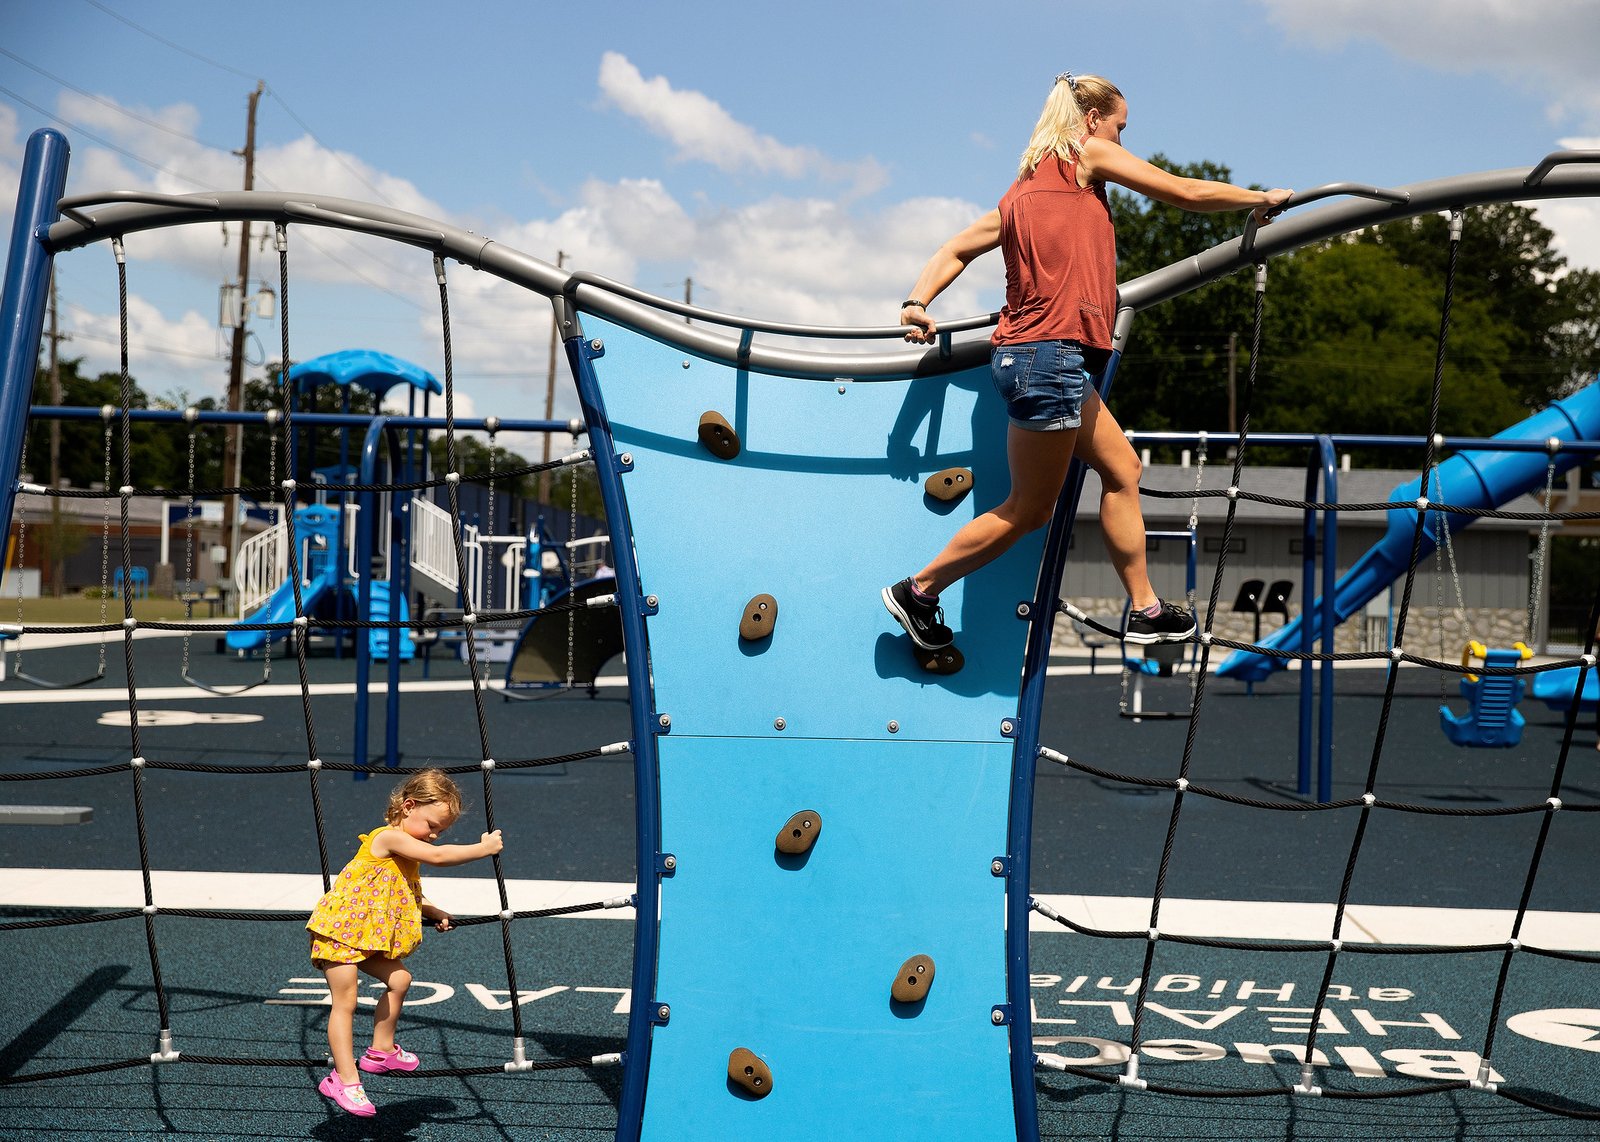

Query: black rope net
[0,225,628,1088]
[3,205,1596,1129]
[1034,214,1600,1121]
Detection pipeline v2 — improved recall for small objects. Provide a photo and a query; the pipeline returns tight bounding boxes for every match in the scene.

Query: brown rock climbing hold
[740,594,778,641]
[918,643,964,675]
[775,810,821,855]
[924,467,973,502]
[698,410,741,460]
[892,954,935,1003]
[727,1047,773,1098]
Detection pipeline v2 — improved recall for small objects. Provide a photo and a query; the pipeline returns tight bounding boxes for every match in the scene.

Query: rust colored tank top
[993,153,1117,349]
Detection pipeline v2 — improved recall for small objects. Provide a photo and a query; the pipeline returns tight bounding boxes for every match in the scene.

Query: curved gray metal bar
[44,154,1600,381]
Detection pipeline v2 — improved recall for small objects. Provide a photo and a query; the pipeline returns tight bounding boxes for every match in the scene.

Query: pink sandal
[318,1070,377,1117]
[359,1043,421,1074]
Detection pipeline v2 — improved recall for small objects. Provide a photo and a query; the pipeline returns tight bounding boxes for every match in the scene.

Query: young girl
[307,768,504,1117]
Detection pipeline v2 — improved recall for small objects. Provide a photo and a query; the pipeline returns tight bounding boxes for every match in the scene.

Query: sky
[2,0,1599,427]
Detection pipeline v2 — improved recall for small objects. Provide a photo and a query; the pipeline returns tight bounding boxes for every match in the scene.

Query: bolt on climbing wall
[576,314,1047,1140]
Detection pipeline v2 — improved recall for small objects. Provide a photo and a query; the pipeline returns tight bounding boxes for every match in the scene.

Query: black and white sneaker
[1124,599,1197,645]
[881,577,954,650]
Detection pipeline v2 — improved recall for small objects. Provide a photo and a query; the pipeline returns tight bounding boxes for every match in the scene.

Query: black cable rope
[24,456,571,500]
[1126,261,1270,1064]
[1477,576,1600,1070]
[432,252,528,1052]
[0,1052,609,1088]
[109,237,172,1045]
[1138,486,1600,522]
[1300,212,1464,1077]
[0,236,624,1084]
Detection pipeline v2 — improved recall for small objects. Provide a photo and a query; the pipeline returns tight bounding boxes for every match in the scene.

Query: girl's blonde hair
[385,768,463,825]
[1018,73,1125,178]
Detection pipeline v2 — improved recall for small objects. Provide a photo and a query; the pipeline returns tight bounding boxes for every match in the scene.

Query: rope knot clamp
[504,1041,533,1072]
[1507,938,1521,951]
[119,485,134,496]
[1361,792,1376,806]
[1293,1062,1322,1097]
[123,617,138,629]
[1117,1056,1146,1090]
[1547,797,1563,812]
[499,909,514,922]
[1329,938,1342,953]
[1147,927,1160,942]
[130,756,146,769]
[1583,653,1597,669]
[142,904,158,915]
[293,616,309,628]
[150,1030,179,1064]
[1226,486,1240,500]
[1389,646,1404,660]
[307,758,323,770]
[1470,1060,1497,1093]
[281,478,296,492]
[1175,778,1189,791]
[446,472,461,485]
[481,758,496,771]
[600,741,631,756]
[1414,496,1429,511]
[1200,632,1213,645]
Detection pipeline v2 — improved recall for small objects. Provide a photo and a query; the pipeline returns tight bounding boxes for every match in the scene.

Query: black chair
[1232,578,1265,643]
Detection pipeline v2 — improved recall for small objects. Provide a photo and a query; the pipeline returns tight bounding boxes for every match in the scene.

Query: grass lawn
[4,594,229,625]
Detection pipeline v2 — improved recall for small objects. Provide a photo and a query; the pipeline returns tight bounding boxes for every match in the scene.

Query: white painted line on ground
[0,676,631,705]
[4,869,1593,950]
[1028,892,1600,951]
[0,868,636,918]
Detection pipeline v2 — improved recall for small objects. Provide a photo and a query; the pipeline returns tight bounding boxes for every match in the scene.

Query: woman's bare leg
[914,423,1078,596]
[1073,389,1158,609]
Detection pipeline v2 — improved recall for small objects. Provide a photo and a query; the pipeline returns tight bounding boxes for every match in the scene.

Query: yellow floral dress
[307,826,424,966]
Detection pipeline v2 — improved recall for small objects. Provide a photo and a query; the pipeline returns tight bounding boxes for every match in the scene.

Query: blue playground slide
[225,505,412,660]
[1530,665,1598,712]
[1219,381,1600,683]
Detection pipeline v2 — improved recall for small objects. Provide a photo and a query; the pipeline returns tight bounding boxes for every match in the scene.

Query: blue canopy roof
[286,349,443,398]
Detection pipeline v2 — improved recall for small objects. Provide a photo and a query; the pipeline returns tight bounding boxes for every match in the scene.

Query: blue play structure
[569,312,1043,1140]
[1218,383,1600,683]
[1440,640,1532,747]
[10,125,1600,1140]
[225,504,413,660]
[1530,663,1599,712]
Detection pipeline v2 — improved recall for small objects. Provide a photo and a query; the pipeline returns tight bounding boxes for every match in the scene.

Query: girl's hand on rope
[432,910,455,932]
[1251,188,1295,226]
[479,829,504,857]
[901,305,937,344]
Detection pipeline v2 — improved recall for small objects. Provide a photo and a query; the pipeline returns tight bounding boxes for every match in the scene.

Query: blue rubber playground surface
[1,633,1597,1140]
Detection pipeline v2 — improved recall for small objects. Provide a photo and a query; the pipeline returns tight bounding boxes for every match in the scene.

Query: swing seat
[1440,646,1528,748]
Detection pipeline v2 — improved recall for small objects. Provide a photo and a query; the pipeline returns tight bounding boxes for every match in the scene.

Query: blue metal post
[565,330,660,1142]
[1316,437,1339,804]
[0,129,70,557]
[352,415,390,773]
[1003,348,1122,1142]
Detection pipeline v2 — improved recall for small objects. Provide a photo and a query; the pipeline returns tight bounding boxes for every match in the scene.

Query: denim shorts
[991,340,1091,431]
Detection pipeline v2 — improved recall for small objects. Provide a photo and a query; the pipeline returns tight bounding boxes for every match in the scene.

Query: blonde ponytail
[1018,73,1124,178]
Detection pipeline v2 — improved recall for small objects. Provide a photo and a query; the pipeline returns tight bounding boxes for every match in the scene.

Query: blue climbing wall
[577,315,1046,1140]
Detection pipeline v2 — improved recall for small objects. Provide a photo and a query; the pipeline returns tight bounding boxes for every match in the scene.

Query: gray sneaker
[882,578,954,650]
[1124,599,1197,645]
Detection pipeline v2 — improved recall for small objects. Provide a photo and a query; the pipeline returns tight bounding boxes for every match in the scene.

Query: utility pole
[46,269,68,596]
[220,81,264,582]
[538,250,566,505]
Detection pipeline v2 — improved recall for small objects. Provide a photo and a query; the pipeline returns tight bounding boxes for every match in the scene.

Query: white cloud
[597,52,886,196]
[1257,0,1600,128]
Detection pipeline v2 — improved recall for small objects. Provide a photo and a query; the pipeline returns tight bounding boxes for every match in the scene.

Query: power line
[81,0,263,83]
[0,83,216,190]
[0,46,231,150]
